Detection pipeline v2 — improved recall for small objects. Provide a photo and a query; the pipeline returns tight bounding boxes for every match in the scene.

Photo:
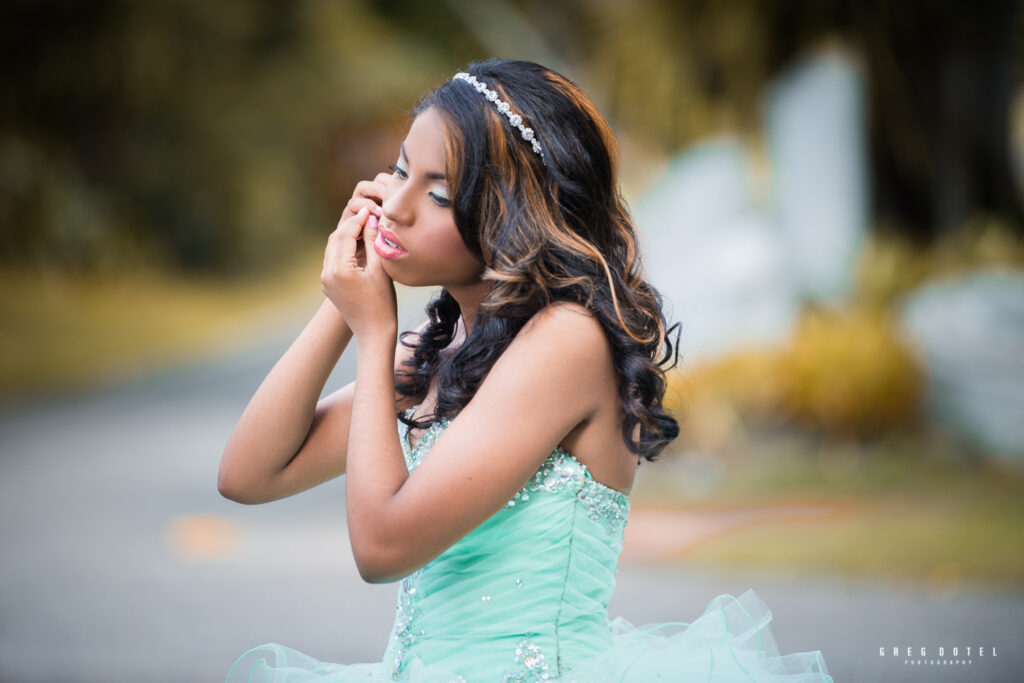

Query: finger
[363,214,382,274]
[342,196,382,221]
[353,179,386,208]
[338,206,370,265]
[352,179,379,199]
[342,205,371,238]
[323,228,341,269]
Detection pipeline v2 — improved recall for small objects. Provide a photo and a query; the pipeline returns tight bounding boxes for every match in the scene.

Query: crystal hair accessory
[452,71,545,162]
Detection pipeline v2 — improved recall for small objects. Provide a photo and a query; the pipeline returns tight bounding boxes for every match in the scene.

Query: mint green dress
[226,407,833,682]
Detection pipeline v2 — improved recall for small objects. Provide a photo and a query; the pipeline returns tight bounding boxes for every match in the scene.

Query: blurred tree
[2,0,1021,273]
[847,0,1024,241]
[759,0,1024,241]
[0,0,468,273]
[554,0,1024,243]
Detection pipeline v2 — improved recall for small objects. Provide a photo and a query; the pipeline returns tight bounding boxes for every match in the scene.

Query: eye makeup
[429,186,451,207]
[390,147,450,208]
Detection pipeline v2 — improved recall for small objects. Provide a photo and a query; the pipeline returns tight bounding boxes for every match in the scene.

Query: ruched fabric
[225,407,833,682]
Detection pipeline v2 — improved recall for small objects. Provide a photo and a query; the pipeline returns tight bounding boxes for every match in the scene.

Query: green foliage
[775,306,925,436]
[670,305,925,443]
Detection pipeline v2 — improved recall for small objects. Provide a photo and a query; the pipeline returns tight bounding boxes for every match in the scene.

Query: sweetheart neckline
[401,404,630,501]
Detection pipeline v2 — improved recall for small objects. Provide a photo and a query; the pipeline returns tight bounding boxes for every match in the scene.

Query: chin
[382,260,425,288]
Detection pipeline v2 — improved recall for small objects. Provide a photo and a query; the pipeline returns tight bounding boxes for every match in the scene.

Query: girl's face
[374,107,484,289]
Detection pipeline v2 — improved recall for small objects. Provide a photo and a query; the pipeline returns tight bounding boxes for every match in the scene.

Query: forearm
[219,299,353,497]
[346,326,409,579]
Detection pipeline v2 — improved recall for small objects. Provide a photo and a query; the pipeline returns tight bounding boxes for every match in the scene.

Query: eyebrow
[400,143,446,181]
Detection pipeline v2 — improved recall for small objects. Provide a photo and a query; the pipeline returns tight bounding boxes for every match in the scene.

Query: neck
[446,278,490,336]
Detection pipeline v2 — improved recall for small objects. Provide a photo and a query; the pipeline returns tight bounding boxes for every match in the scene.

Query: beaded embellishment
[398,408,629,536]
[501,639,553,681]
[388,572,423,680]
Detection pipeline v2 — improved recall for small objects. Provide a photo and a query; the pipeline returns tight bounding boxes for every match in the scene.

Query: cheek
[423,218,466,257]
[437,227,481,274]
[436,230,469,259]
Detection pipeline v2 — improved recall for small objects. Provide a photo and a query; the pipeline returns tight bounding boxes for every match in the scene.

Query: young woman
[220,59,832,682]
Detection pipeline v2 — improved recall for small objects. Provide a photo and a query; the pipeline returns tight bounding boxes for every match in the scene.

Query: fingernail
[373,205,382,216]
[358,206,368,217]
[368,215,378,229]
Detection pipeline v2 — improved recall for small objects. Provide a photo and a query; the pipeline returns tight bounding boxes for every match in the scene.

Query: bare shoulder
[514,302,613,384]
[526,300,599,325]
[518,301,609,359]
[513,302,630,490]
[489,301,613,418]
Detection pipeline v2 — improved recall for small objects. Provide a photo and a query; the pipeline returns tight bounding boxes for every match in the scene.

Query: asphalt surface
[1,291,1021,682]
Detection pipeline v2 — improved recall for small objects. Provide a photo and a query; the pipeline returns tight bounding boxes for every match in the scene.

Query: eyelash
[388,164,451,208]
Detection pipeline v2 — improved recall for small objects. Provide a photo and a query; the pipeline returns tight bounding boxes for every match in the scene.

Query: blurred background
[2,1,1023,681]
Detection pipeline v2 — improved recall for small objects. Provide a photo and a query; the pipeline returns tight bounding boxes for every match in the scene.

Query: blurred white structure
[637,139,801,361]
[633,45,1024,462]
[765,49,869,304]
[635,46,869,362]
[898,269,1024,464]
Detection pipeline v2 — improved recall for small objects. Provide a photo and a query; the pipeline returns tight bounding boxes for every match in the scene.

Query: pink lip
[378,225,405,250]
[374,225,408,259]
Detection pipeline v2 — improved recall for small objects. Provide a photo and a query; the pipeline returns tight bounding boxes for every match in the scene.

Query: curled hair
[395,59,682,462]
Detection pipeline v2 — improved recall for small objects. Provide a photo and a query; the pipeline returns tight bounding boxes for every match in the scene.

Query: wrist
[317,298,354,342]
[356,325,398,350]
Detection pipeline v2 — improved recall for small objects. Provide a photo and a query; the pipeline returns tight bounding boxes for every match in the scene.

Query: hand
[333,172,389,277]
[321,205,397,339]
[341,172,392,221]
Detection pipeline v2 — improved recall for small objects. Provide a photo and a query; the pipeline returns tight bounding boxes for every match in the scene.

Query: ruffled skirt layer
[225,589,833,682]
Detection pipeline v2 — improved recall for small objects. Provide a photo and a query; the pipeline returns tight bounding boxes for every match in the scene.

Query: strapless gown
[226,406,833,682]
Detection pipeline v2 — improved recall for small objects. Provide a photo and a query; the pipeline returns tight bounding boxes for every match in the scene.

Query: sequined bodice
[384,406,630,682]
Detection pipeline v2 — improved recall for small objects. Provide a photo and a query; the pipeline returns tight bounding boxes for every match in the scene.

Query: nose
[381,176,414,228]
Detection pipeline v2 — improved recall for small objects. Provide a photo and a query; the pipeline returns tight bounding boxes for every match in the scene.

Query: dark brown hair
[395,59,681,462]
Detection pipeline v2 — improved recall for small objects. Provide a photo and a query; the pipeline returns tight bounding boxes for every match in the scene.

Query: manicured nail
[368,215,378,230]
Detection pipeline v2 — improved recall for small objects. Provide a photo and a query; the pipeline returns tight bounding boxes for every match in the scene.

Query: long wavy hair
[394,58,681,462]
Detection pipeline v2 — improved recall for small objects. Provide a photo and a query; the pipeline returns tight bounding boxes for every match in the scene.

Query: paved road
[1,291,1021,682]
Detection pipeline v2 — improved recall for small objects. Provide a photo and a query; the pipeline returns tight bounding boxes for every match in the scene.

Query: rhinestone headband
[452,71,545,162]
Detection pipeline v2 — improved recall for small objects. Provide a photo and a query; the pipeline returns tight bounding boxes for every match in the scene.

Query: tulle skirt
[225,588,833,682]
